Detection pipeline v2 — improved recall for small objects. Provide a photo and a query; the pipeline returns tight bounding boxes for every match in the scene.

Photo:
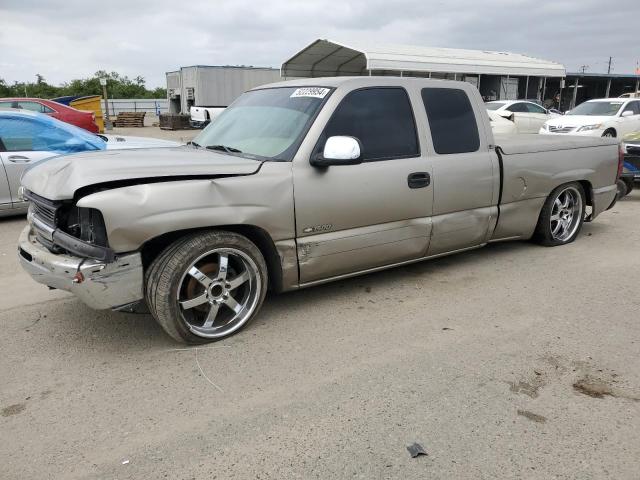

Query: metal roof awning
[282,39,566,78]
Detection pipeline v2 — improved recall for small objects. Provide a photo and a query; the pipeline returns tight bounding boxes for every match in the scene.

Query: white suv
[541,98,640,138]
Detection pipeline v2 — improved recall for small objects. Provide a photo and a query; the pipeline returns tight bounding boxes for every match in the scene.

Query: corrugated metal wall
[170,66,281,112]
[166,71,181,90]
[195,67,281,106]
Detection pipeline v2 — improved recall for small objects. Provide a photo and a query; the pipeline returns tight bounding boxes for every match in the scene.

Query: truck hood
[21,146,263,201]
[545,115,614,127]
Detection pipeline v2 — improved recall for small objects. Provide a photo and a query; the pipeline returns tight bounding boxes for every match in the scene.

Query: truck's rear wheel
[616,179,629,199]
[533,182,586,246]
[146,231,268,343]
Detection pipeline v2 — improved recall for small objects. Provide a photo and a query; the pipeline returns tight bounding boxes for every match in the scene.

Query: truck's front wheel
[145,231,268,343]
[533,182,586,246]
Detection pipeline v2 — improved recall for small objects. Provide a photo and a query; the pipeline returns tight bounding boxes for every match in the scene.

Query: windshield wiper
[205,144,242,154]
[186,141,201,148]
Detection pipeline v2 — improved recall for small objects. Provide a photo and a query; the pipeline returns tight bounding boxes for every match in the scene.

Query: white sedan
[487,110,517,135]
[486,100,559,133]
[540,98,640,138]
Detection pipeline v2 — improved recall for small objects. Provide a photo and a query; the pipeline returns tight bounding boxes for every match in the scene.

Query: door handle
[407,172,430,189]
[8,155,30,163]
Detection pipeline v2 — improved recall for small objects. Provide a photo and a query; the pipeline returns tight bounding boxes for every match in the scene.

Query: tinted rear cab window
[421,88,480,155]
[323,87,419,161]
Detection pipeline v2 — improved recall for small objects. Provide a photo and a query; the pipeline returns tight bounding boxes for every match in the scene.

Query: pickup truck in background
[18,77,620,344]
[189,106,225,128]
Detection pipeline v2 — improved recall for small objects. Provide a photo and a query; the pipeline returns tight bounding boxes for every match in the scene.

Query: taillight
[617,144,624,179]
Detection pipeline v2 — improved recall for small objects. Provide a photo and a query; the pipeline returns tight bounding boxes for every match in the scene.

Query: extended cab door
[420,86,499,256]
[293,86,433,284]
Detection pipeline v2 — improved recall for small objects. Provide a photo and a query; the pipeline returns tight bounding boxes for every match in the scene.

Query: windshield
[485,102,506,111]
[192,86,331,161]
[567,101,624,116]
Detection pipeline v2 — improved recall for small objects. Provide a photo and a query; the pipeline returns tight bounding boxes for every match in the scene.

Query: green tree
[0,71,166,99]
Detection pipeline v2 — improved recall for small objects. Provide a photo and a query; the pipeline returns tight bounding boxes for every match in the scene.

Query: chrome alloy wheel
[550,186,583,242]
[177,248,262,338]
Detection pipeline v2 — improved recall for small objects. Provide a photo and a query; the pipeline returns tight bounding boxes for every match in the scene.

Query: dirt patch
[517,409,547,423]
[573,376,640,401]
[2,403,26,417]
[573,377,613,399]
[507,380,542,398]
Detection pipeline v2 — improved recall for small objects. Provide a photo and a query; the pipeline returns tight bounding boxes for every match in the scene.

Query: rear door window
[17,101,55,114]
[421,88,480,155]
[506,103,527,112]
[525,103,547,114]
[322,87,419,161]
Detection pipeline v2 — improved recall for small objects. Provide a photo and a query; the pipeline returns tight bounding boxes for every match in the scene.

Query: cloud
[0,0,638,88]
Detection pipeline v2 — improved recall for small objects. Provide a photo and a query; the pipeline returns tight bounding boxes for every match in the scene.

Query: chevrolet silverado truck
[18,77,620,343]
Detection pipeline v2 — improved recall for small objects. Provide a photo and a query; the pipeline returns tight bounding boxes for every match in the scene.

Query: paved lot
[111,125,198,144]
[1,188,639,479]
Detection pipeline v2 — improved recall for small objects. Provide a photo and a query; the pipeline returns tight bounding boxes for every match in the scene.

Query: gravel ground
[1,187,639,479]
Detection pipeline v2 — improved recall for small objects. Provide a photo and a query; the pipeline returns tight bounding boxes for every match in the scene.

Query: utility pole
[579,65,589,74]
[100,77,113,131]
[607,57,612,74]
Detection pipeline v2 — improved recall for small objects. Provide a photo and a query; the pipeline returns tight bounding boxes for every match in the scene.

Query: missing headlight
[64,207,109,247]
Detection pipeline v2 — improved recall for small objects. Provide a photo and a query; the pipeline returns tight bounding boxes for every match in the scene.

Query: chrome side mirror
[311,136,363,167]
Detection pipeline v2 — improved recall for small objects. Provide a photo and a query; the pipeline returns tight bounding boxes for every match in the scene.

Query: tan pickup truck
[18,77,620,343]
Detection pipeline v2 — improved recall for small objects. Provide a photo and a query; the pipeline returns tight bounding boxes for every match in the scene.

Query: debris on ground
[517,409,547,423]
[507,380,541,398]
[573,377,614,399]
[407,443,428,458]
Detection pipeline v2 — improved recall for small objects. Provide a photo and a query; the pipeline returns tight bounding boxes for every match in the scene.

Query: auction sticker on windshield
[290,87,330,99]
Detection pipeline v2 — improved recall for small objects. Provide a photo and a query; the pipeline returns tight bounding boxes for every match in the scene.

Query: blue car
[0,109,180,217]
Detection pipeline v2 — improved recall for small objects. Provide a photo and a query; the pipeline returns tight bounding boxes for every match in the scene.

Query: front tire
[146,231,268,344]
[602,129,616,138]
[533,182,586,246]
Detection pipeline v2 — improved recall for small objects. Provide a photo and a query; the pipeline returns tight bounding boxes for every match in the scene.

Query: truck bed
[494,134,618,155]
[491,134,619,241]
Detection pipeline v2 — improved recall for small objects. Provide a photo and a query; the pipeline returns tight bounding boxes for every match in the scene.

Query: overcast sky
[1,0,639,88]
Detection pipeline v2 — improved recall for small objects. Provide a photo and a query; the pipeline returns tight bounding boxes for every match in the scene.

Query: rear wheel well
[578,180,593,206]
[141,225,283,293]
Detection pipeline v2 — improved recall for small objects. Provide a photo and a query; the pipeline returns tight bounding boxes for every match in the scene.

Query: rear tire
[533,182,586,246]
[145,231,268,344]
[616,179,629,199]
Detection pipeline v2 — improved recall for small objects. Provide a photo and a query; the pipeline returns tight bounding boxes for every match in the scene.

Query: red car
[0,98,99,133]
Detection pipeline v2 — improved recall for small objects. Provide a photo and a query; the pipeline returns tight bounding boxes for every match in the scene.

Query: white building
[166,65,280,114]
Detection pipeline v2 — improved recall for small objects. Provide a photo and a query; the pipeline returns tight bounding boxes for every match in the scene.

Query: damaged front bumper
[17,225,144,310]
